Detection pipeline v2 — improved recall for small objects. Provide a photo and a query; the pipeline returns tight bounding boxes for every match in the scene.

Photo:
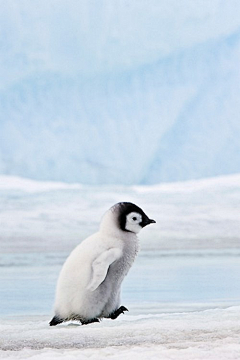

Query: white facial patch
[125,212,142,234]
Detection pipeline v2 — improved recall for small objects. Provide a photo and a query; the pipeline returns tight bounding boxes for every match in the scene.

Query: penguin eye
[126,212,142,226]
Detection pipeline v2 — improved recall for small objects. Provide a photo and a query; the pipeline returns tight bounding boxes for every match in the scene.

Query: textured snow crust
[1,307,240,359]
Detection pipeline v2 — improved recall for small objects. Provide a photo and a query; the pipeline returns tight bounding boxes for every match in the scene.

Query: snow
[1,307,240,359]
[1,173,240,253]
[0,175,82,193]
[0,1,240,184]
[0,174,240,359]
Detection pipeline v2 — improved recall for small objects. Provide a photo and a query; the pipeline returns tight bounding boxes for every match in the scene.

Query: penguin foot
[49,316,64,326]
[109,306,128,320]
[81,318,100,325]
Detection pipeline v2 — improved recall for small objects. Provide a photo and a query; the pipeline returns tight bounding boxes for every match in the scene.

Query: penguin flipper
[87,248,122,292]
[49,315,64,326]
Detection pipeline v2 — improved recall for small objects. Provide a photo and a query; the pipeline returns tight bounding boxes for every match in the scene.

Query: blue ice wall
[0,1,240,184]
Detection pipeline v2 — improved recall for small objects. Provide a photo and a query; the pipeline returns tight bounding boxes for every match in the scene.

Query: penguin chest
[105,242,138,287]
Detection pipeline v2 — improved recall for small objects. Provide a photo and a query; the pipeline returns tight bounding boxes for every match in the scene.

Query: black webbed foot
[49,316,64,326]
[81,318,100,325]
[109,306,129,320]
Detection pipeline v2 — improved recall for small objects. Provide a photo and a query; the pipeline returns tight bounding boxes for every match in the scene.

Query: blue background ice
[0,0,240,184]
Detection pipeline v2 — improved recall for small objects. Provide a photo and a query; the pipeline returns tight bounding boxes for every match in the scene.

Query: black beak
[148,219,156,224]
[141,217,156,227]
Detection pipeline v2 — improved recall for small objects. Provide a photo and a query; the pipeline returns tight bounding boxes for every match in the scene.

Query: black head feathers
[116,202,156,232]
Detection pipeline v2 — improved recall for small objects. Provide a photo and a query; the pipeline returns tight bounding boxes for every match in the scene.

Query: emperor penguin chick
[49,202,156,326]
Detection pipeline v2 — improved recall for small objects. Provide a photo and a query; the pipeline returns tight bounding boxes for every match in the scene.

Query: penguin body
[50,202,155,325]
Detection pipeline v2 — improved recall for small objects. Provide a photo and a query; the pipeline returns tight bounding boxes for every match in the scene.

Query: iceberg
[0,1,240,184]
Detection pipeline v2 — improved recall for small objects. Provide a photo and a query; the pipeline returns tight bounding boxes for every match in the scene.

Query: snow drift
[0,173,240,253]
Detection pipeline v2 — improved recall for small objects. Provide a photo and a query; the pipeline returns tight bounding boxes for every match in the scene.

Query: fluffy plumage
[49,202,155,326]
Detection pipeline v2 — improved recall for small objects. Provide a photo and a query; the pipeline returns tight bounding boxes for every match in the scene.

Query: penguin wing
[87,247,122,292]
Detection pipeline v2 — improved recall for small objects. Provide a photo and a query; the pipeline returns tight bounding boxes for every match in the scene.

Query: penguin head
[117,202,156,234]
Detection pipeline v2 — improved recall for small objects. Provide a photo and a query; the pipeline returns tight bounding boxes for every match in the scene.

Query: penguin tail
[49,315,63,326]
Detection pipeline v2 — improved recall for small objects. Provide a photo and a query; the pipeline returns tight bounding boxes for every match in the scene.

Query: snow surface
[0,174,240,359]
[1,173,240,253]
[1,307,240,359]
[0,1,240,184]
